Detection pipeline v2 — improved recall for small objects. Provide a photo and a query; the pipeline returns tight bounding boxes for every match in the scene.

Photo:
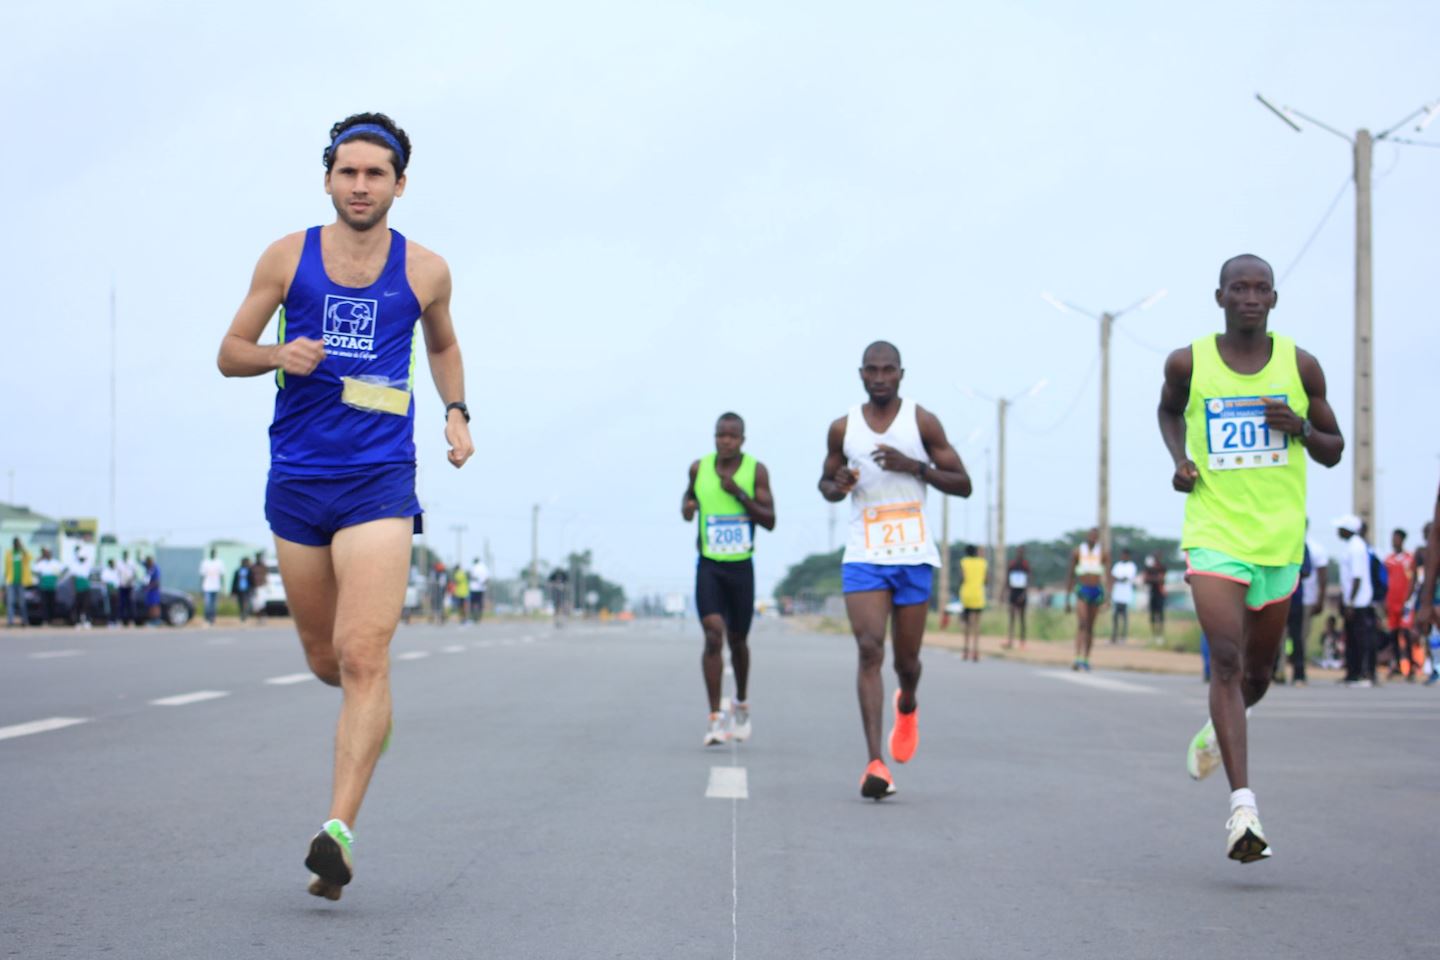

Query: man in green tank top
[1158,254,1344,863]
[682,413,776,746]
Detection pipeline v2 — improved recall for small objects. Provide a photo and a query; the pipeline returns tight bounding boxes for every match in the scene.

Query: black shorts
[1148,588,1165,619]
[696,557,754,635]
[1008,588,1028,608]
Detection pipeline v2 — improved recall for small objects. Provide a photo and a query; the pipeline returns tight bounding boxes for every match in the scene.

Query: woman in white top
[1065,527,1109,671]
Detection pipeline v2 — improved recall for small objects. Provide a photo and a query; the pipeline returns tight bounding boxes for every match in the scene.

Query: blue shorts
[841,563,934,607]
[1076,584,1105,606]
[266,463,423,547]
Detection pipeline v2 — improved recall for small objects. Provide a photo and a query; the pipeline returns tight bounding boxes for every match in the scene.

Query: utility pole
[1042,292,1165,565]
[962,379,1047,605]
[109,282,118,541]
[529,504,540,590]
[1256,94,1439,534]
[450,523,467,567]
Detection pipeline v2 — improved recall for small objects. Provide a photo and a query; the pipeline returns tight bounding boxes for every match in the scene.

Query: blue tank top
[269,226,422,476]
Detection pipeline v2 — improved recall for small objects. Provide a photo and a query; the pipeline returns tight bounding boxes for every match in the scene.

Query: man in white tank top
[818,341,973,800]
[1065,528,1109,671]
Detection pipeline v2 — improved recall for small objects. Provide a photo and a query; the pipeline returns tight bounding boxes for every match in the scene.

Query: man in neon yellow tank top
[682,413,776,747]
[1158,254,1343,863]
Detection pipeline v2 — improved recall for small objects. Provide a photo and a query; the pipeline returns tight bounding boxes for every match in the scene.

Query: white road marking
[264,673,315,686]
[442,644,466,654]
[1041,670,1158,695]
[29,649,83,659]
[149,690,230,707]
[706,765,749,800]
[396,651,430,661]
[0,716,90,741]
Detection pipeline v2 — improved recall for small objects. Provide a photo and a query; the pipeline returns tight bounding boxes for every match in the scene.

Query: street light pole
[530,504,540,590]
[1041,292,1164,566]
[1256,93,1439,534]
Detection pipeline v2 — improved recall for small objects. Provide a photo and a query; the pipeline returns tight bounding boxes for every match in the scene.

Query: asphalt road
[3,617,1438,959]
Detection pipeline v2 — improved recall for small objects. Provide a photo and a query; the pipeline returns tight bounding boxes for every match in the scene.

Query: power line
[1277,175,1351,286]
[1012,350,1099,437]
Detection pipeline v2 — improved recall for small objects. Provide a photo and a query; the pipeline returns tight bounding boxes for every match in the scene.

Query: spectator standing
[4,537,33,627]
[250,552,268,622]
[1110,549,1138,644]
[70,545,94,629]
[1287,522,1328,684]
[430,561,448,624]
[1336,515,1377,686]
[199,549,226,627]
[116,551,137,626]
[232,557,253,624]
[549,566,570,626]
[101,559,121,628]
[469,557,489,623]
[1004,546,1030,649]
[1143,553,1167,644]
[958,544,987,662]
[1383,529,1415,680]
[144,556,163,626]
[34,548,62,625]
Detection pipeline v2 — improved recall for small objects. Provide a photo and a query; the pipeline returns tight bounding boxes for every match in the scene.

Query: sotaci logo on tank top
[323,295,380,361]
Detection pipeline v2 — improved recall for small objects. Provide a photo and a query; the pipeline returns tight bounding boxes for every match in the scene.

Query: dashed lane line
[1040,670,1159,695]
[396,651,430,661]
[264,673,315,685]
[149,690,231,707]
[0,717,90,741]
[29,650,84,659]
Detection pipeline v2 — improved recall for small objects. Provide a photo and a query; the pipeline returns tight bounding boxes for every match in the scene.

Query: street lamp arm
[1256,93,1302,132]
[1376,98,1440,140]
[1284,106,1354,144]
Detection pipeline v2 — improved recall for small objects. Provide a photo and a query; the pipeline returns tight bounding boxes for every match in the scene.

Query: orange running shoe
[888,690,919,764]
[860,759,896,800]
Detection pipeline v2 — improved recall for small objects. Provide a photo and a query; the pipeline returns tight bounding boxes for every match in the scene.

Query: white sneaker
[704,712,729,747]
[1225,806,1272,863]
[731,703,751,742]
[1186,719,1222,781]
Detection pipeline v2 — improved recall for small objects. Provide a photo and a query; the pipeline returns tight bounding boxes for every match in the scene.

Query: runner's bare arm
[732,462,777,531]
[819,417,858,502]
[1264,349,1343,467]
[413,247,474,469]
[682,461,700,521]
[217,235,321,378]
[868,406,971,497]
[1419,483,1440,629]
[1158,347,1197,493]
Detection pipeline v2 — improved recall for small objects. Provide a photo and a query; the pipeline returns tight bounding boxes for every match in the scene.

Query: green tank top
[1182,332,1308,565]
[695,453,757,562]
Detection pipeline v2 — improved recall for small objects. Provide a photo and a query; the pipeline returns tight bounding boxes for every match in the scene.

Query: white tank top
[1075,541,1104,577]
[841,399,941,567]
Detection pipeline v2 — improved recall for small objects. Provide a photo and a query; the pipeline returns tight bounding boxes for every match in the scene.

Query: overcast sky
[4,1,1437,598]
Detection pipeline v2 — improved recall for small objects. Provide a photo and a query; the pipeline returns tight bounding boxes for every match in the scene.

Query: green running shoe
[1186,719,1222,781]
[305,819,354,900]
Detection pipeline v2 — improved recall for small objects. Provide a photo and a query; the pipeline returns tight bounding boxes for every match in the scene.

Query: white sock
[1230,788,1257,813]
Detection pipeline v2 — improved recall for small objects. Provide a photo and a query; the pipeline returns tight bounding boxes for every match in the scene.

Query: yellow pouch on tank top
[340,376,411,416]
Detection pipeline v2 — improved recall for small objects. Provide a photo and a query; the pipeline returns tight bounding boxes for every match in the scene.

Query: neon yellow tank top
[1181,332,1307,565]
[695,453,757,562]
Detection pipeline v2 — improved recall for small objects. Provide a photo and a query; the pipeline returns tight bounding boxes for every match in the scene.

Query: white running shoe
[1186,719,1222,781]
[1225,807,1272,863]
[704,712,730,747]
[731,703,751,742]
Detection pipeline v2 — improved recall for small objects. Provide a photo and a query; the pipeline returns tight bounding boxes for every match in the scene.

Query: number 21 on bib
[1205,396,1289,471]
[863,502,927,560]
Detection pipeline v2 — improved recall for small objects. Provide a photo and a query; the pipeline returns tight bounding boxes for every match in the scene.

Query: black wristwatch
[445,401,470,423]
[1298,419,1312,441]
[917,462,928,481]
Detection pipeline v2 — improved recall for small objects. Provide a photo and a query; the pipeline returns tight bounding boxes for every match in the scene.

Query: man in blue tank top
[218,112,475,902]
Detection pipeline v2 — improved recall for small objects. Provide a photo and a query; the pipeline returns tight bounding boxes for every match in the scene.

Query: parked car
[25,574,195,626]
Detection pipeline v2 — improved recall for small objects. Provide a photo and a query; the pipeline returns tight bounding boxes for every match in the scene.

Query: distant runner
[1064,528,1108,670]
[1158,253,1342,863]
[681,413,776,746]
[958,544,986,662]
[819,341,972,800]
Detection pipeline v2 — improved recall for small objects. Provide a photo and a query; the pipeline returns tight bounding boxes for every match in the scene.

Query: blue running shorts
[841,562,934,606]
[266,463,423,547]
